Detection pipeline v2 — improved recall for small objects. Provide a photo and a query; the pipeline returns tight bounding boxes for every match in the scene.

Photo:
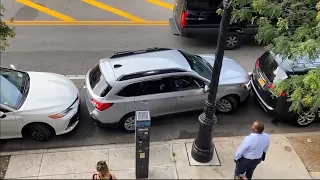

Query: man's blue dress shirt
[234,133,270,160]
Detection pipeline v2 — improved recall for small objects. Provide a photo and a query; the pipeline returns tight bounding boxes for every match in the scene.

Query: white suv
[84,48,250,133]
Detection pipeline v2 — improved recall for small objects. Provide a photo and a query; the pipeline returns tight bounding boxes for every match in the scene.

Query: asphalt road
[1,0,320,152]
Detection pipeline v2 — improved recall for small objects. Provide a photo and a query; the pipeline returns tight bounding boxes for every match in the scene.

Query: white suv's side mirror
[10,64,16,70]
[203,84,210,93]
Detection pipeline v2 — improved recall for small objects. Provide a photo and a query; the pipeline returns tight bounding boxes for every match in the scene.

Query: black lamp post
[191,0,234,162]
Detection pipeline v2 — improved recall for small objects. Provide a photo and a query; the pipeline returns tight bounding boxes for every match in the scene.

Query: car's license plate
[258,77,265,87]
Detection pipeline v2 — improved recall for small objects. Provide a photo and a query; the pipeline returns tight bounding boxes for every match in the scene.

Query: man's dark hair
[255,121,265,133]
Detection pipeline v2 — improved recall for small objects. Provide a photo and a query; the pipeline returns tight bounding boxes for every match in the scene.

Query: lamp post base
[191,106,217,163]
[191,140,214,163]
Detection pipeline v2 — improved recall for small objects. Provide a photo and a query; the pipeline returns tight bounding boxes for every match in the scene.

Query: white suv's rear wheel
[119,113,135,133]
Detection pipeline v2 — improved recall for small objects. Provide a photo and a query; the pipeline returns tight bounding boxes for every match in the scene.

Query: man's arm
[262,136,270,161]
[263,143,270,153]
[234,137,250,161]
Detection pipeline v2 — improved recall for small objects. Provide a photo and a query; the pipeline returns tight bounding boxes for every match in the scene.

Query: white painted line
[65,72,253,80]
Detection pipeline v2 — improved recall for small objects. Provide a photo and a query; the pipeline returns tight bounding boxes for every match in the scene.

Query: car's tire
[216,95,240,114]
[225,32,241,50]
[294,111,317,127]
[23,123,54,142]
[119,113,135,133]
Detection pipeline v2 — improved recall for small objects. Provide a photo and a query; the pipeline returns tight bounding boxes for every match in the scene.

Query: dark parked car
[251,51,320,127]
[169,0,257,50]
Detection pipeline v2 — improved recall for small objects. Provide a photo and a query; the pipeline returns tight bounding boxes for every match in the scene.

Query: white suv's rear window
[89,65,112,97]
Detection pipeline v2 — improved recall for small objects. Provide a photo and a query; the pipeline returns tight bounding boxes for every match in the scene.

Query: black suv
[169,0,257,50]
[251,51,320,127]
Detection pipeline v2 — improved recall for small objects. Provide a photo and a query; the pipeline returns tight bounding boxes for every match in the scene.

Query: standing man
[234,121,270,180]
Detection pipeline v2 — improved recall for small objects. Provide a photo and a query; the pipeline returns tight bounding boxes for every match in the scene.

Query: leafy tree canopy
[230,0,320,115]
[0,3,15,51]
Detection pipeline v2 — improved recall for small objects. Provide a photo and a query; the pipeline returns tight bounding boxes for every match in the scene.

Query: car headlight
[49,107,73,119]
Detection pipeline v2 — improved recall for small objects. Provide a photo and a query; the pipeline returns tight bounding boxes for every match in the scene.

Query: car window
[187,0,218,11]
[0,68,28,109]
[117,82,147,97]
[174,76,204,91]
[179,50,212,80]
[259,52,288,83]
[145,78,172,95]
[89,64,112,97]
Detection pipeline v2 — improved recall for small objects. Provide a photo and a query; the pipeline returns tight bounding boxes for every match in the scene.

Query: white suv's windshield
[179,50,212,80]
[0,68,30,109]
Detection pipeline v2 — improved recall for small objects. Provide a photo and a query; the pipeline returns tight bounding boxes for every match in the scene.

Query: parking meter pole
[135,111,151,179]
[191,0,233,163]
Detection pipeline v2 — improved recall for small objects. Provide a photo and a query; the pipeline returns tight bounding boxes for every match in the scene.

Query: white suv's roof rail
[110,47,171,59]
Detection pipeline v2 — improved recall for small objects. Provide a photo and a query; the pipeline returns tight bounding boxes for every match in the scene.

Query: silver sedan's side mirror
[203,84,210,93]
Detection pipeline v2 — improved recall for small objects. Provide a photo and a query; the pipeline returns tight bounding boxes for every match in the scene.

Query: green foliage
[0,3,15,51]
[274,67,320,114]
[230,0,320,114]
[231,0,320,61]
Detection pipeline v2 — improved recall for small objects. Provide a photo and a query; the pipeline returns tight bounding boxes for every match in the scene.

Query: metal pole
[191,0,233,163]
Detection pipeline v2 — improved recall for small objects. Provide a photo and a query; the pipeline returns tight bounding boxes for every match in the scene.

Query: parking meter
[135,111,151,179]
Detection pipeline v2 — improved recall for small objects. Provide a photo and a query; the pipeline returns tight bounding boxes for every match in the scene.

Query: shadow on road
[1,93,319,152]
[177,35,263,49]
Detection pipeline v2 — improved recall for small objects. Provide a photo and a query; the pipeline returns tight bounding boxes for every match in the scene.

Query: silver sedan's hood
[19,72,78,113]
[199,54,250,84]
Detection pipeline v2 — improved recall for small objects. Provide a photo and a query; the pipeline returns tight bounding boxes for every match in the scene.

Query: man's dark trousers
[235,157,262,180]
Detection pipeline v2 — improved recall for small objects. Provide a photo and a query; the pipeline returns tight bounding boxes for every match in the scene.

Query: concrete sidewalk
[2,134,314,179]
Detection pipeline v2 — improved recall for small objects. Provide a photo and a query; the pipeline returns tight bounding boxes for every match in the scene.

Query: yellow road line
[5,20,169,26]
[15,0,75,21]
[147,0,174,10]
[82,0,145,22]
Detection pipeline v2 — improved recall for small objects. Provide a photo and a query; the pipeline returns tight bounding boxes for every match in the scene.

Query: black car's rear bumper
[251,78,295,119]
[169,18,256,39]
[169,18,221,38]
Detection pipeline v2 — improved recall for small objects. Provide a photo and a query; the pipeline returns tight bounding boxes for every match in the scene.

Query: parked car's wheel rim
[226,36,238,48]
[124,116,135,131]
[216,98,233,112]
[297,112,316,126]
[29,126,44,141]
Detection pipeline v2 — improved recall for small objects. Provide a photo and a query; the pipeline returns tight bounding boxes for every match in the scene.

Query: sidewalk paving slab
[172,136,311,179]
[4,134,314,179]
[5,153,43,178]
[38,149,109,176]
[37,166,176,179]
[310,172,320,179]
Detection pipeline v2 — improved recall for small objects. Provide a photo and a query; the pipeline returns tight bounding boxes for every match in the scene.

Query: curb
[1,132,320,156]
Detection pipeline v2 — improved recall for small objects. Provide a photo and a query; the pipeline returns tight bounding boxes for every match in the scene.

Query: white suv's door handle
[140,101,148,104]
[177,96,184,99]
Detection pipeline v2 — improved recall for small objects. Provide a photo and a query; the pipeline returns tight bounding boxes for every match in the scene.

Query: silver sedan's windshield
[179,50,212,80]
